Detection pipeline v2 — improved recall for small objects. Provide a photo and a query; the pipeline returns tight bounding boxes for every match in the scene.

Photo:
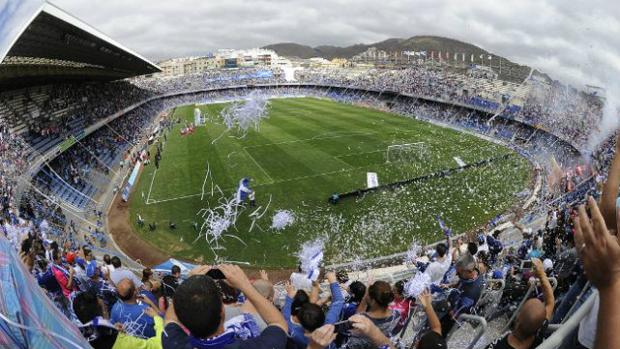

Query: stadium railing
[447,314,488,349]
[535,293,596,349]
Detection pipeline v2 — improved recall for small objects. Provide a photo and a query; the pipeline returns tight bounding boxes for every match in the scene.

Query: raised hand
[417,288,432,309]
[219,264,252,292]
[188,265,212,277]
[574,196,620,290]
[531,258,545,278]
[144,306,158,318]
[307,324,336,349]
[285,281,296,298]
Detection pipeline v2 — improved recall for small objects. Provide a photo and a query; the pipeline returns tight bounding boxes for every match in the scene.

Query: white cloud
[49,0,620,88]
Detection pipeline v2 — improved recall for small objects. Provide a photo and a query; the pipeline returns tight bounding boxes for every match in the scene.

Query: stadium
[0,0,616,349]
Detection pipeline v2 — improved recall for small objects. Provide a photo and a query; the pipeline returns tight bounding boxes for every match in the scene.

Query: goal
[386,142,430,163]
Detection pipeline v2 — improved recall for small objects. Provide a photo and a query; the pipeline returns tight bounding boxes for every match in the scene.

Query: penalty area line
[242,148,275,184]
[144,167,366,205]
[146,169,158,204]
[242,131,376,149]
[146,192,202,205]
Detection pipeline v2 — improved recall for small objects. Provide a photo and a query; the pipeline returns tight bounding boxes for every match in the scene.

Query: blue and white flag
[435,216,452,236]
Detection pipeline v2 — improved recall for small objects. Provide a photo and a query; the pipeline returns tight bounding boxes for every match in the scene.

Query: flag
[462,53,465,62]
[454,53,458,61]
[479,54,484,59]
[488,55,492,60]
[489,214,501,227]
[471,54,474,62]
[435,216,452,236]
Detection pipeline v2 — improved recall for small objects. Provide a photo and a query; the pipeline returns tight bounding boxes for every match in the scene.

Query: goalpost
[386,142,430,163]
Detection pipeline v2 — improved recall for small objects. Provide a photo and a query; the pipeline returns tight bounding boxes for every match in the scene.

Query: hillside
[264,35,539,82]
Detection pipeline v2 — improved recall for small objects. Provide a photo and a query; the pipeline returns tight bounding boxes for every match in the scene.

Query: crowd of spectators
[1,81,153,141]
[0,64,618,348]
[0,64,606,159]
[131,67,287,94]
[294,66,604,149]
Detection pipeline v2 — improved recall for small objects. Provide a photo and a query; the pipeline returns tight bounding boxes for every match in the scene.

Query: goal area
[386,142,430,163]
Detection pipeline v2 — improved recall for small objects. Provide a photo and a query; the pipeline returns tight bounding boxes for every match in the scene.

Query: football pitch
[129,97,531,267]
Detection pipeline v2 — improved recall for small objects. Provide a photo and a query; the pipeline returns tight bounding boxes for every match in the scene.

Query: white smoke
[586,84,620,152]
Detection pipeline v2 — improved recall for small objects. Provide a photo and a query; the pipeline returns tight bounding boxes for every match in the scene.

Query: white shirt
[578,290,599,349]
[425,253,452,284]
[73,265,89,289]
[101,263,116,278]
[110,267,143,288]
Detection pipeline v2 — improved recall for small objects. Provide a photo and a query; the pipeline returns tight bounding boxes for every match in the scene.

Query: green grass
[129,97,531,267]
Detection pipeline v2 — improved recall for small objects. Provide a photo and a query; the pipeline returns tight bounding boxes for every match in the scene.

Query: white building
[217,48,291,68]
[158,48,292,76]
[158,56,222,76]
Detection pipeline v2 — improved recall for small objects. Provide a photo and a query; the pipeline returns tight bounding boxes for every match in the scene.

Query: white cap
[543,258,553,271]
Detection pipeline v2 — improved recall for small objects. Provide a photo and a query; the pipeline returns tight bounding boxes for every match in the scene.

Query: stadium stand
[0,1,617,349]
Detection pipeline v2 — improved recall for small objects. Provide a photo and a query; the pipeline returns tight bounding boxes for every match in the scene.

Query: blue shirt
[341,301,359,321]
[528,249,543,259]
[140,290,158,306]
[36,268,61,293]
[283,282,344,348]
[110,301,155,338]
[162,323,287,349]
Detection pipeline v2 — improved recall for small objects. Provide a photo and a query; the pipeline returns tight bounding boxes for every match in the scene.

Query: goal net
[386,142,430,163]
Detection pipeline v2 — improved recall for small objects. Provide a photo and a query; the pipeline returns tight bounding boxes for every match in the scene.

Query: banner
[122,160,142,202]
[367,172,379,188]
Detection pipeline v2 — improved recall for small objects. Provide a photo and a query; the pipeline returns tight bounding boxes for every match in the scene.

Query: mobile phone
[334,320,353,333]
[207,268,226,280]
[520,260,533,270]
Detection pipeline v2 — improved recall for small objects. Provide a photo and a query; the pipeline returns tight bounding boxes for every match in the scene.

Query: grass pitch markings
[241,147,275,184]
[145,169,158,204]
[129,98,532,267]
[242,131,377,149]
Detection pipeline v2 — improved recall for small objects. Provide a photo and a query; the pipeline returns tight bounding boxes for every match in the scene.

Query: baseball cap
[65,252,76,264]
[543,258,554,271]
[86,260,99,278]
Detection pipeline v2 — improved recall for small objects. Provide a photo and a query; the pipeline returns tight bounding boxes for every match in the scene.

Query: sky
[35,0,620,90]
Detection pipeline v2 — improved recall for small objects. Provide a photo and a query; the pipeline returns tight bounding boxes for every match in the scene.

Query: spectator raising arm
[532,258,555,320]
[574,196,620,349]
[418,289,441,336]
[307,325,337,349]
[310,280,321,304]
[219,264,288,333]
[282,282,296,324]
[349,315,395,349]
[599,133,620,229]
[324,272,345,324]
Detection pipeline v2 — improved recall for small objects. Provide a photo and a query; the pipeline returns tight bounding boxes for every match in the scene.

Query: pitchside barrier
[329,153,512,203]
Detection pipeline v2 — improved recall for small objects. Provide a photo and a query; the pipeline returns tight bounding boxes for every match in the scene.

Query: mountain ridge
[263,35,541,82]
